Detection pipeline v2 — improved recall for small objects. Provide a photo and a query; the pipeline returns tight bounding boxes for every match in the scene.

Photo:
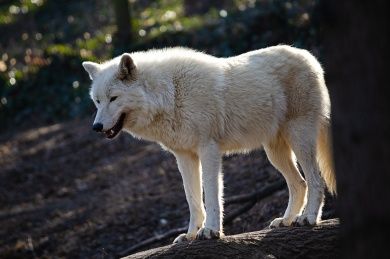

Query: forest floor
[0,118,336,259]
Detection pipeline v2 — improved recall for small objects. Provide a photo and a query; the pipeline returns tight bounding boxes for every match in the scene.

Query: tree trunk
[321,1,390,258]
[113,0,132,52]
[122,219,340,259]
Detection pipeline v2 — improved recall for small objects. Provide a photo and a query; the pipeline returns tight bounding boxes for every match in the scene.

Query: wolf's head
[82,54,164,139]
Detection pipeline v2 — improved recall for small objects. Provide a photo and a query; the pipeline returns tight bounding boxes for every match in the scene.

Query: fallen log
[118,180,286,256]
[122,218,340,259]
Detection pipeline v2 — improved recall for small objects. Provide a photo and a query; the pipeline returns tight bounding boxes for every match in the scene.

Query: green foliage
[0,54,94,127]
[0,0,44,25]
[0,0,320,132]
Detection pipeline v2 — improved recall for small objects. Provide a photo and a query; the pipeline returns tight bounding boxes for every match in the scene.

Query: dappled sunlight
[0,123,63,167]
[18,123,62,141]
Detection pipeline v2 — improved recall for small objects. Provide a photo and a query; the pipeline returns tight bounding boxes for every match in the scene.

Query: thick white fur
[83,45,336,242]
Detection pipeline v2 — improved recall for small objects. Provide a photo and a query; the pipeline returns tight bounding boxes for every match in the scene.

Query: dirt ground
[0,118,336,259]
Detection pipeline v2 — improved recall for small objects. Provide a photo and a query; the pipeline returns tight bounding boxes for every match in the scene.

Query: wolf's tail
[316,119,337,195]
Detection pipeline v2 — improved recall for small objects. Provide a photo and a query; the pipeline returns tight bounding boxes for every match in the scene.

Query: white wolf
[82,45,335,243]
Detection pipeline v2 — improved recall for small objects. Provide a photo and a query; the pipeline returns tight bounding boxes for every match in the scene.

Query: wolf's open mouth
[104,113,126,139]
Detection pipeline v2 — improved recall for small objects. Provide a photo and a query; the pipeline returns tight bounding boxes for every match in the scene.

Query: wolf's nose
[92,123,103,132]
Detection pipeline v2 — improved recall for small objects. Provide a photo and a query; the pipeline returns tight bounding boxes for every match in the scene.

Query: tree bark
[113,0,132,52]
[321,1,390,258]
[122,219,340,259]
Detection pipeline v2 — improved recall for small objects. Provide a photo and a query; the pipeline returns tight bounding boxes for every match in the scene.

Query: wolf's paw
[196,227,222,240]
[173,233,195,244]
[269,217,294,228]
[292,214,318,226]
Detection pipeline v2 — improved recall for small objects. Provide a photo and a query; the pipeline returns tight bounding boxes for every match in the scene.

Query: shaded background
[0,0,322,131]
[4,0,382,258]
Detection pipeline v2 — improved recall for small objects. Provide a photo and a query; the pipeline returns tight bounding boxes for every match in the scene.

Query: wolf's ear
[82,61,100,80]
[118,54,136,81]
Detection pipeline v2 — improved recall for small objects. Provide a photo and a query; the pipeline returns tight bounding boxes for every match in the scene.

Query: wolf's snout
[92,123,103,132]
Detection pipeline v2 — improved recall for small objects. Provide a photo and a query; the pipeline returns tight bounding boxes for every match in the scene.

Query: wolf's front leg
[173,151,205,243]
[196,141,224,240]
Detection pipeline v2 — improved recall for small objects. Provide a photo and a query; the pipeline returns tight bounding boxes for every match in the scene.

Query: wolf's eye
[96,100,100,104]
[110,96,118,102]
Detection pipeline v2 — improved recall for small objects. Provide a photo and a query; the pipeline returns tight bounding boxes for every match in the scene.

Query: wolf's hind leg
[173,151,205,243]
[264,135,307,228]
[287,120,325,226]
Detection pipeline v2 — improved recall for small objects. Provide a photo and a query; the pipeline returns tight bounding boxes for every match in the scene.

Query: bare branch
[225,180,286,205]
